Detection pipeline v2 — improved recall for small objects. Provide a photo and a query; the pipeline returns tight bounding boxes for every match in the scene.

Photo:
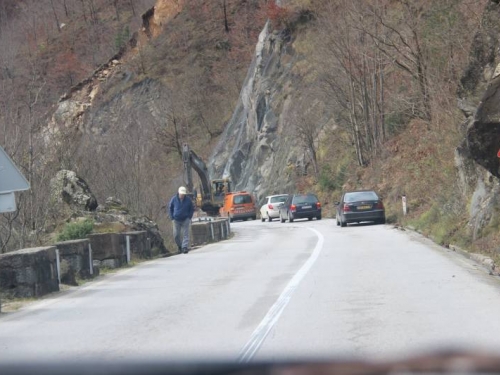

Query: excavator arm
[182,143,232,215]
[182,143,211,198]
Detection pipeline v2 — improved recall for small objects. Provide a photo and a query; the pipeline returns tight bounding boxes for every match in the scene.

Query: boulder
[49,170,167,256]
[92,198,167,255]
[50,170,98,216]
[101,196,129,214]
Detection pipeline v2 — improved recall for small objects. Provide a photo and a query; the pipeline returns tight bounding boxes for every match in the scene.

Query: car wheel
[317,215,322,220]
[379,218,386,225]
[280,212,285,223]
[268,214,273,222]
[308,217,313,221]
[230,217,234,223]
[288,211,294,223]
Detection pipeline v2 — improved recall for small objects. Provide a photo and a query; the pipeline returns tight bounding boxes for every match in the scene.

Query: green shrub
[57,219,94,242]
[318,164,347,192]
[385,110,410,136]
[318,165,336,191]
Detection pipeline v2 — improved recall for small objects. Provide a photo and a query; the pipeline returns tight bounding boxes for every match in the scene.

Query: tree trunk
[63,0,70,17]
[362,56,372,153]
[379,65,385,142]
[223,0,229,33]
[80,0,88,24]
[113,0,120,22]
[50,0,61,32]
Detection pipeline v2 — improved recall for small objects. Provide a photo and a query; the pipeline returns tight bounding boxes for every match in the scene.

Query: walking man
[168,186,194,254]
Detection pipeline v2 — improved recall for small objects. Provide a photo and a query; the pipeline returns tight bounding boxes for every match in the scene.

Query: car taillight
[316,202,321,209]
[268,204,273,210]
[376,201,384,209]
[291,204,297,211]
[343,204,351,212]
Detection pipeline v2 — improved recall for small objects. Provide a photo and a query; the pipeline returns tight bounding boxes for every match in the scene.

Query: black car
[336,190,385,227]
[279,193,322,222]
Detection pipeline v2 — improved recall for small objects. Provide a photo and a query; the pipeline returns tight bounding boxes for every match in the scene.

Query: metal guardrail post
[55,249,61,285]
[126,235,131,264]
[88,243,93,275]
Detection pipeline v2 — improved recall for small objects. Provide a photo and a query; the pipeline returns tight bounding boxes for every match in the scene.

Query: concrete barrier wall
[88,233,126,269]
[121,231,150,259]
[0,222,229,303]
[54,239,97,285]
[191,219,230,247]
[0,246,59,298]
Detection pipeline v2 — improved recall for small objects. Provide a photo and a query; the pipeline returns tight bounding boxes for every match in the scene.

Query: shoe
[182,247,189,254]
[177,247,182,254]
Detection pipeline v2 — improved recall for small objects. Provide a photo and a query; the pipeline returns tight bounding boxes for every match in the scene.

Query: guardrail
[191,218,231,246]
[0,219,231,305]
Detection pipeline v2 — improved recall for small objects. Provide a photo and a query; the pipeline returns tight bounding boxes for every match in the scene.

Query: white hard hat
[178,186,187,195]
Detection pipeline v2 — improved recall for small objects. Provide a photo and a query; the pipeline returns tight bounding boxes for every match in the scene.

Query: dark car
[336,190,385,227]
[279,193,322,222]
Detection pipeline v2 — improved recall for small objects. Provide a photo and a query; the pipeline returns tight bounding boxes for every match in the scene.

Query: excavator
[182,143,232,216]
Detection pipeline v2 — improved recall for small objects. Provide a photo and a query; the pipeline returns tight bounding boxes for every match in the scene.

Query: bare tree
[50,0,61,32]
[356,0,432,122]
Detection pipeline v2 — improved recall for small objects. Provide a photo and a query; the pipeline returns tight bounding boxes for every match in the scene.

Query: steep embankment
[43,0,268,227]
[455,1,500,249]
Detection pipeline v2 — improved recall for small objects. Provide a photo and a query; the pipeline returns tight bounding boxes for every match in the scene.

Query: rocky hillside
[2,0,500,260]
[0,0,269,252]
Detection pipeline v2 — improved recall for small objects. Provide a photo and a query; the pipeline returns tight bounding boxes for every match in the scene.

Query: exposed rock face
[460,1,500,176]
[456,0,500,237]
[467,76,500,177]
[209,25,306,202]
[50,170,98,214]
[44,0,185,140]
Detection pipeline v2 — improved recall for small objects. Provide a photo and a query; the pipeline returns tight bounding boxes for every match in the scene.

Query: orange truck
[219,191,257,222]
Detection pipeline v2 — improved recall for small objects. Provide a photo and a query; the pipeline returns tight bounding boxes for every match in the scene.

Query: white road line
[237,227,324,363]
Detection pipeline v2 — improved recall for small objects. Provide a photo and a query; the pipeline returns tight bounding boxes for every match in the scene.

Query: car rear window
[344,191,378,202]
[233,194,252,204]
[292,195,318,204]
[270,195,288,203]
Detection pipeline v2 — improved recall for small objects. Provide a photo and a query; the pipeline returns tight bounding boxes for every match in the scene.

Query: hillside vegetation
[1,0,499,259]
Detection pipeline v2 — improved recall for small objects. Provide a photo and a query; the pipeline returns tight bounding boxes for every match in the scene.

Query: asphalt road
[2,219,500,363]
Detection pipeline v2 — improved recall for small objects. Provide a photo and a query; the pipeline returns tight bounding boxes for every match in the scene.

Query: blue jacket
[169,194,194,221]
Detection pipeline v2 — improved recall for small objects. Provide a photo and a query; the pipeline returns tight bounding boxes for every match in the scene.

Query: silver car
[260,194,289,222]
